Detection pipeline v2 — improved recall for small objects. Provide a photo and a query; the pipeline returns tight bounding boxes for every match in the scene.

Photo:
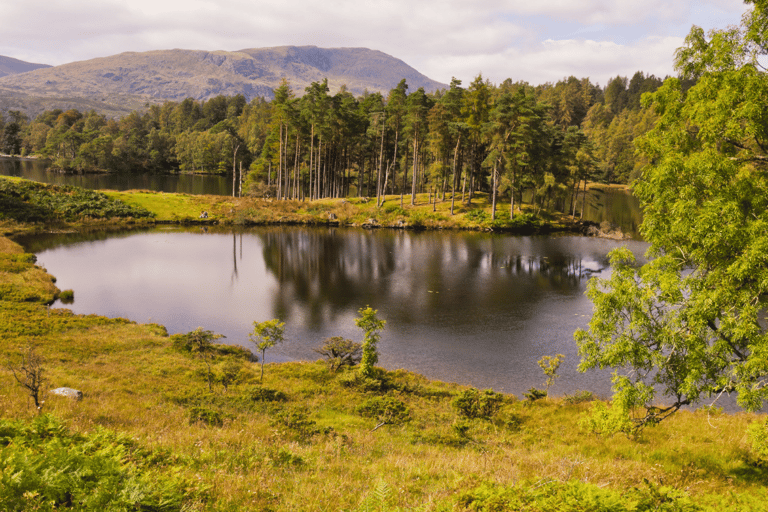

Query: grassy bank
[105,187,582,234]
[1,177,766,510]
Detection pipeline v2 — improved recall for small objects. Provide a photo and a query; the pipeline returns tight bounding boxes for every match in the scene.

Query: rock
[328,212,338,221]
[50,387,83,400]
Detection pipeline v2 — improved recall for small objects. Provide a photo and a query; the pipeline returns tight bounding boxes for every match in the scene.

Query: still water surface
[0,157,232,196]
[21,226,648,398]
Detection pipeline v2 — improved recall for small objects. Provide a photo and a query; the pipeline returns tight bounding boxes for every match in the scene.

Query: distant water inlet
[0,157,233,195]
[23,226,648,399]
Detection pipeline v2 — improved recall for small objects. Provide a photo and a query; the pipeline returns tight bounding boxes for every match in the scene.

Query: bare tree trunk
[411,137,418,206]
[451,136,460,215]
[277,123,283,201]
[232,143,239,197]
[491,160,498,221]
[510,167,516,218]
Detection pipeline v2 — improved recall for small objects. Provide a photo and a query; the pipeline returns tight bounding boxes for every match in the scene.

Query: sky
[0,0,752,88]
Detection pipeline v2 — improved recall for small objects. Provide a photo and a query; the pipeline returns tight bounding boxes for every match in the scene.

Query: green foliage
[315,336,362,371]
[576,3,768,430]
[456,479,699,512]
[188,406,224,427]
[172,327,225,391]
[355,306,386,379]
[355,396,410,427]
[562,390,595,405]
[350,480,435,512]
[580,401,636,437]
[465,208,489,223]
[0,415,198,510]
[217,359,243,392]
[381,203,406,216]
[338,370,385,393]
[490,211,541,230]
[57,289,74,304]
[523,388,548,402]
[538,353,565,393]
[270,408,323,443]
[0,177,155,222]
[266,447,305,468]
[249,318,285,381]
[452,388,503,419]
[246,386,288,403]
[748,419,768,466]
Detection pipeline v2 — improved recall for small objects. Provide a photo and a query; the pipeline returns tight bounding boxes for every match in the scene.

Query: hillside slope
[0,55,51,78]
[0,46,447,118]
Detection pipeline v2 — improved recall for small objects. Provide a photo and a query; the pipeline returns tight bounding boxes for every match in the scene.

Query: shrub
[524,388,548,402]
[338,370,385,392]
[247,386,288,403]
[270,408,324,443]
[580,401,634,437]
[58,289,74,304]
[355,396,410,428]
[452,388,503,420]
[188,406,224,427]
[563,390,595,405]
[748,419,768,466]
[315,336,362,371]
[465,208,489,223]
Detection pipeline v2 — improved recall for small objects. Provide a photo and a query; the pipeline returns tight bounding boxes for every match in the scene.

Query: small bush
[270,408,322,443]
[188,406,223,427]
[580,401,634,437]
[748,419,768,466]
[58,289,74,304]
[524,388,547,402]
[247,386,288,403]
[356,396,410,427]
[452,388,503,420]
[382,203,406,215]
[338,370,385,392]
[315,336,362,371]
[465,208,489,223]
[563,390,594,405]
[266,447,305,468]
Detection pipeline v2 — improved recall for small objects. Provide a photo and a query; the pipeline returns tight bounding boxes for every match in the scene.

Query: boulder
[50,387,83,400]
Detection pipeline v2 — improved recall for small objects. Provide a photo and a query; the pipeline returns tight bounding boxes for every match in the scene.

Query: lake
[19,226,649,399]
[0,157,233,196]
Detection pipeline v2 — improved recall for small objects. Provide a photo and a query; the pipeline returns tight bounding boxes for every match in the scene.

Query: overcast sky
[0,0,751,87]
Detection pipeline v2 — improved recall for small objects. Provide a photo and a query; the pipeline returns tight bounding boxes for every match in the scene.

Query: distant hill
[0,46,447,118]
[0,55,51,78]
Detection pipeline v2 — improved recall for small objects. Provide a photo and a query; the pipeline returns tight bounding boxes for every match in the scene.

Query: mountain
[0,46,447,118]
[0,55,51,78]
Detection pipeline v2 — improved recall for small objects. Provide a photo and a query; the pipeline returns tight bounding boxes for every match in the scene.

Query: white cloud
[421,35,685,86]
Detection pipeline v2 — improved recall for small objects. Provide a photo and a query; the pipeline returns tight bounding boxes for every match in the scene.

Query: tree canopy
[576,0,768,432]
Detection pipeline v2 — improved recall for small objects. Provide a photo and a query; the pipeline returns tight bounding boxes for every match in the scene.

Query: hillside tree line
[0,71,665,216]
